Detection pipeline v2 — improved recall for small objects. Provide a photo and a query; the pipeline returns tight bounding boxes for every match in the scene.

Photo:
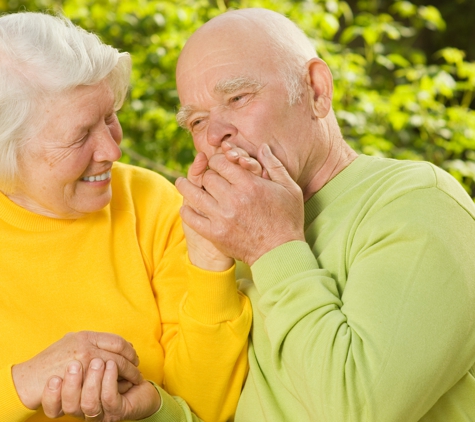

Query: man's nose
[206,112,237,148]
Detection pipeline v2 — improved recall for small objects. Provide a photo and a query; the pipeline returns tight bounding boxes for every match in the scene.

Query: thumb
[257,144,294,187]
[187,152,208,187]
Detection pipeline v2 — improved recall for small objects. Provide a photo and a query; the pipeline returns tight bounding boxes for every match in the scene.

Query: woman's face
[8,81,122,219]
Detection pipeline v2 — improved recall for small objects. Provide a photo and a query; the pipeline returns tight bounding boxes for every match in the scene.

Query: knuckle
[105,415,121,422]
[221,205,235,220]
[74,345,91,361]
[63,404,81,417]
[114,354,127,371]
[77,330,89,339]
[102,388,115,404]
[245,181,259,196]
[208,153,223,167]
[237,197,251,213]
[108,332,128,353]
[214,223,229,242]
[43,410,58,418]
[202,168,217,184]
[193,189,209,211]
[81,400,96,413]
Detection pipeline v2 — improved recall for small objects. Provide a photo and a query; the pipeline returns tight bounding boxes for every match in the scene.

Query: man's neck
[302,139,358,202]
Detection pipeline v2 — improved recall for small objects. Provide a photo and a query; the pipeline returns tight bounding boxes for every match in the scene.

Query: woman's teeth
[82,170,111,182]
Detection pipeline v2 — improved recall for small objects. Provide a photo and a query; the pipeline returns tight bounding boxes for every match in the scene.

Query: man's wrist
[246,233,306,266]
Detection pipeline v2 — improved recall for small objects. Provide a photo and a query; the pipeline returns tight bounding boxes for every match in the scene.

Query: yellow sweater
[0,162,251,422]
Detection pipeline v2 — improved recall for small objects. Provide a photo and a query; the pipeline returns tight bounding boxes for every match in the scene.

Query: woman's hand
[179,151,233,272]
[12,331,141,411]
[42,359,160,421]
[177,141,265,272]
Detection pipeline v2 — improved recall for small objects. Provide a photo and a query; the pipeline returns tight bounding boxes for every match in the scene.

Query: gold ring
[84,409,102,418]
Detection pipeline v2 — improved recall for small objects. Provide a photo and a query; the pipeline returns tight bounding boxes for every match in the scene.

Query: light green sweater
[236,155,475,422]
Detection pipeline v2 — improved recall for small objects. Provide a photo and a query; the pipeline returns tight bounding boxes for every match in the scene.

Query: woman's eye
[105,114,116,124]
[71,133,88,147]
[231,95,243,102]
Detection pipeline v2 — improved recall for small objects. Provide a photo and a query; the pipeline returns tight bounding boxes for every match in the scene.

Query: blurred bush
[2,0,474,198]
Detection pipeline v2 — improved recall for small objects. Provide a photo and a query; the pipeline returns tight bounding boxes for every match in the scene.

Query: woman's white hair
[230,8,318,105]
[0,12,131,193]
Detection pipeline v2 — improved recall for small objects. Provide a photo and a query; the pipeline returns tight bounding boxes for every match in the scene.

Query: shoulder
[110,162,182,216]
[360,156,474,215]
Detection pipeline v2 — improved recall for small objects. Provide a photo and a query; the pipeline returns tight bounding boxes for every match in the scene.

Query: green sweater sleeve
[139,383,203,422]
[251,187,475,421]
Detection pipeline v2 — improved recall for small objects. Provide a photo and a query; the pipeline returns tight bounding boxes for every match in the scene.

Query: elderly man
[175,7,475,422]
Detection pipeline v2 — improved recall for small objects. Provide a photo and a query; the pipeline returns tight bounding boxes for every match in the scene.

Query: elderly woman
[0,12,251,422]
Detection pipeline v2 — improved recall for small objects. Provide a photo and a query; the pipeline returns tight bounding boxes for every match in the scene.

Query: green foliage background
[2,0,474,198]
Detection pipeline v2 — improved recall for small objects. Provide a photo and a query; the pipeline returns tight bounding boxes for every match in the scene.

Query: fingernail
[90,358,103,370]
[68,362,80,374]
[106,360,115,370]
[262,144,271,157]
[228,150,238,158]
[48,377,61,390]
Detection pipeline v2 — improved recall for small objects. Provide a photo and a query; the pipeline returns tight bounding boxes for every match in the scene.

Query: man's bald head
[178,8,318,104]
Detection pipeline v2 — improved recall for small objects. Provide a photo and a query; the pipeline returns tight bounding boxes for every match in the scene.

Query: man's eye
[230,93,253,107]
[190,119,203,130]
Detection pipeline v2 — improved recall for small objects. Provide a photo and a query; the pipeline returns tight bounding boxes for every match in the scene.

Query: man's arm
[177,147,475,421]
[251,189,475,420]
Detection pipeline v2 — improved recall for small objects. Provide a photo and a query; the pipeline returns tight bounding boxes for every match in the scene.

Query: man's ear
[305,58,333,119]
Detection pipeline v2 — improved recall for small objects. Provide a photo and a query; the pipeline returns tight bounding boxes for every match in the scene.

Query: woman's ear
[305,58,333,118]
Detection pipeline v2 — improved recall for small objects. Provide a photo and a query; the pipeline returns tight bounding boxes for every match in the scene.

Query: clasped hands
[175,141,306,267]
[12,331,160,421]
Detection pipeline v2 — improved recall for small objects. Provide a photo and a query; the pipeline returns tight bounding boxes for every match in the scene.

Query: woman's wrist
[136,381,162,420]
[12,363,39,410]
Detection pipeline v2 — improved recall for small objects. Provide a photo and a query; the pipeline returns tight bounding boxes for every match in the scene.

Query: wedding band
[84,409,102,418]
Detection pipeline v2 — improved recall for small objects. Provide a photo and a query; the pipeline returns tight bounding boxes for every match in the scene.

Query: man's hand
[179,141,265,271]
[221,141,266,178]
[175,144,305,266]
[12,331,141,411]
[41,359,160,421]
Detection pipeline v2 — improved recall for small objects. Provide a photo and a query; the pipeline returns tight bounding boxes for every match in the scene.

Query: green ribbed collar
[304,154,372,230]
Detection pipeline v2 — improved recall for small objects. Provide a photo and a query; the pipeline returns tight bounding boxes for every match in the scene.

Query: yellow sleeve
[120,163,251,421]
[148,184,251,422]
